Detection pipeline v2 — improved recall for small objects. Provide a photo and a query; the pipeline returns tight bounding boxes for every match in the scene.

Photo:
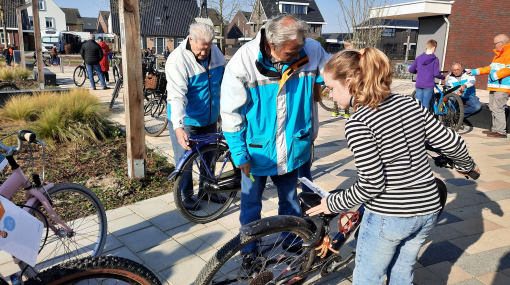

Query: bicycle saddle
[298,192,322,212]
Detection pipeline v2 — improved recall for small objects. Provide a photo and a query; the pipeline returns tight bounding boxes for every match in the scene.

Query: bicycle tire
[411,90,416,98]
[173,144,238,224]
[113,66,120,83]
[0,83,19,90]
[73,66,86,87]
[319,85,335,112]
[28,183,107,273]
[110,77,123,110]
[438,93,464,132]
[93,69,100,84]
[144,96,168,137]
[195,220,316,285]
[24,256,162,285]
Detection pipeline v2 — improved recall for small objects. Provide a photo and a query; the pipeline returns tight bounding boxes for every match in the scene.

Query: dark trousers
[103,71,109,82]
[6,56,11,66]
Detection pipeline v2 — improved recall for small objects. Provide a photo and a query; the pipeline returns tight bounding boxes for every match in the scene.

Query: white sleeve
[220,61,249,133]
[165,61,189,130]
[464,74,476,88]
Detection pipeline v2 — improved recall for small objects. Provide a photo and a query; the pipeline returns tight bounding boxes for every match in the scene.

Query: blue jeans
[353,210,439,285]
[168,121,217,198]
[86,64,107,89]
[414,88,434,110]
[462,96,482,118]
[240,169,302,252]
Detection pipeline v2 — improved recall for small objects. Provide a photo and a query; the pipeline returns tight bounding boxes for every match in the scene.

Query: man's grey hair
[264,15,308,50]
[88,34,95,40]
[451,61,463,68]
[189,23,215,43]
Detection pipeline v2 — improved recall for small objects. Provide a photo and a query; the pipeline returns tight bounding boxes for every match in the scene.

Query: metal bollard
[60,56,63,73]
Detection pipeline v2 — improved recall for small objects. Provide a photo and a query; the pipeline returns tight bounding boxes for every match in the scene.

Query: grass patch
[0,68,15,81]
[14,68,31,80]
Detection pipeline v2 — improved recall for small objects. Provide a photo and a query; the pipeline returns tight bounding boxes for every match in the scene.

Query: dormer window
[155,17,161,24]
[281,4,307,14]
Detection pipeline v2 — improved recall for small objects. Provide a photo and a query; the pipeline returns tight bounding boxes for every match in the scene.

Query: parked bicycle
[20,256,162,285]
[143,71,168,137]
[0,130,107,279]
[111,51,122,83]
[73,61,100,87]
[193,142,479,285]
[318,85,336,112]
[411,72,464,131]
[0,81,19,91]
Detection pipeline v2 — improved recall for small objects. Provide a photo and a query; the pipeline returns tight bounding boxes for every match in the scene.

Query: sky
[52,0,412,33]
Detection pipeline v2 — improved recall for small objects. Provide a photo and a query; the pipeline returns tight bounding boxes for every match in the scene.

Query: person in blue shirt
[445,62,481,118]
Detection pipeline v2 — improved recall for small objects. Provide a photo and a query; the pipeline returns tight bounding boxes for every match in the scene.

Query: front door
[155,38,164,54]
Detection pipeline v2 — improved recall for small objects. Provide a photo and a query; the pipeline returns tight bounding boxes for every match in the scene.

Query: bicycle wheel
[318,85,335,112]
[64,58,70,67]
[113,66,120,83]
[93,69,100,84]
[28,183,107,274]
[0,83,19,90]
[109,77,123,110]
[174,144,238,223]
[73,66,86,87]
[438,93,464,132]
[24,256,162,285]
[144,95,168,137]
[194,219,315,285]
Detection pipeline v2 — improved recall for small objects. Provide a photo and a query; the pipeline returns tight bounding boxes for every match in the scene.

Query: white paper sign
[299,177,330,198]
[0,195,44,267]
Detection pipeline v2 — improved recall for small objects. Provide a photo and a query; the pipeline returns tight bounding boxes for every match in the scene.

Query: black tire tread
[0,83,19,90]
[438,93,464,132]
[73,66,86,87]
[24,256,162,285]
[110,77,123,110]
[194,223,315,285]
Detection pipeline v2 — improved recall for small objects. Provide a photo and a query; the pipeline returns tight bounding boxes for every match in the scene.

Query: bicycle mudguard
[239,215,314,237]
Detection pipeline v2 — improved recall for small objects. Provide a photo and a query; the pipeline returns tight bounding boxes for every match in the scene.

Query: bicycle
[167,131,240,224]
[111,51,122,83]
[193,143,479,285]
[21,256,162,285]
[411,76,464,131]
[0,130,107,279]
[143,71,168,137]
[0,81,19,91]
[318,85,336,112]
[73,62,100,87]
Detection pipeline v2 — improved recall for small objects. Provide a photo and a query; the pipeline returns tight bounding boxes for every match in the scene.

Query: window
[238,18,240,26]
[174,38,184,49]
[29,16,34,29]
[66,26,69,31]
[382,28,395,37]
[281,4,306,14]
[309,24,317,33]
[155,17,161,24]
[87,23,91,26]
[1,33,10,45]
[38,1,45,10]
[253,24,256,33]
[45,17,54,28]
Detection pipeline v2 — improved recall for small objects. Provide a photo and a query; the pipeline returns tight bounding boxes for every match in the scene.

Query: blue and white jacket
[165,37,226,129]
[445,71,476,98]
[220,29,331,176]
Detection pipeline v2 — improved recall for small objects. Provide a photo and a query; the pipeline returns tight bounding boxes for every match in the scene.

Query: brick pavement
[1,69,509,285]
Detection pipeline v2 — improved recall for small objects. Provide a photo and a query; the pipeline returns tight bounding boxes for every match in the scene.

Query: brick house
[97,11,110,34]
[61,8,82,31]
[0,0,32,50]
[226,0,326,49]
[81,17,97,33]
[372,0,510,88]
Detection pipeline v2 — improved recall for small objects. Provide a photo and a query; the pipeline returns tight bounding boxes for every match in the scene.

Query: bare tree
[244,0,276,33]
[337,0,391,49]
[209,0,243,52]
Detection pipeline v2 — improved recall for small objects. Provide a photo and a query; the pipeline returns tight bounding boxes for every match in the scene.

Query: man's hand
[175,128,191,150]
[237,161,251,178]
[465,70,472,75]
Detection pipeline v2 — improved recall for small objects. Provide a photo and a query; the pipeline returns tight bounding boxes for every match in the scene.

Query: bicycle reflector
[339,211,360,234]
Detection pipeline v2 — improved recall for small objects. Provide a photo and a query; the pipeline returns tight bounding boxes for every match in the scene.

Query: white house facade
[26,0,66,32]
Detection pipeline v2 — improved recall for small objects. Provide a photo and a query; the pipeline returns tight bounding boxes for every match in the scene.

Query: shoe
[92,87,96,90]
[182,197,201,210]
[200,193,227,204]
[343,113,351,118]
[103,87,111,90]
[488,132,507,138]
[331,112,339,117]
[482,130,493,134]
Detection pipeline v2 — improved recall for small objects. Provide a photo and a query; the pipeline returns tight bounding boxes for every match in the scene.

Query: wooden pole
[16,3,31,69]
[119,0,146,178]
[32,1,44,88]
[404,30,410,63]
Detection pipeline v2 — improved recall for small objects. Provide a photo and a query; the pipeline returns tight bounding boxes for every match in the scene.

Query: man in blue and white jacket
[221,15,331,255]
[445,62,481,118]
[166,23,226,210]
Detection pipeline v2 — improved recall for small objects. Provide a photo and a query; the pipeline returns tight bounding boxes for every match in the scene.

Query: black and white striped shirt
[326,94,475,217]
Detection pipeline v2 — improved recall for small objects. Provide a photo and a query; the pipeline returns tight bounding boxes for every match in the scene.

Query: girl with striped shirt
[306,47,480,285]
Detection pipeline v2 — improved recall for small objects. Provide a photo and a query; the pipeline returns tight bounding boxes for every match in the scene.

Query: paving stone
[198,248,218,263]
[217,211,242,230]
[489,154,510,159]
[444,178,478,187]
[176,233,213,255]
[448,218,504,236]
[477,189,510,201]
[105,246,143,264]
[449,227,510,255]
[165,222,207,239]
[418,241,466,266]
[106,207,134,221]
[476,272,510,285]
[450,278,485,285]
[128,198,174,219]
[159,256,206,285]
[477,181,510,192]
[482,142,508,146]
[108,214,152,236]
[118,226,171,253]
[159,193,175,203]
[139,240,194,272]
[413,267,443,285]
[103,234,124,253]
[425,224,466,244]
[496,164,510,171]
[261,199,278,212]
[454,246,510,276]
[425,261,472,284]
[148,209,191,231]
[193,223,236,249]
[436,211,464,226]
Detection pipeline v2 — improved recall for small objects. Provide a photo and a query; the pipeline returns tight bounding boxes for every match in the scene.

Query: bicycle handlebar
[0,130,46,156]
[425,142,479,180]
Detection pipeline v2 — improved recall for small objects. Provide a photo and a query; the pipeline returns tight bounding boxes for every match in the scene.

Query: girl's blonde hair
[324,47,392,111]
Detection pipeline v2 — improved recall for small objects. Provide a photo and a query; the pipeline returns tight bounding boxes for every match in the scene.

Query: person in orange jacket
[467,34,510,138]
[98,37,111,83]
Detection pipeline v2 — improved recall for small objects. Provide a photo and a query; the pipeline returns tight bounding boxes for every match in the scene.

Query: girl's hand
[305,197,332,216]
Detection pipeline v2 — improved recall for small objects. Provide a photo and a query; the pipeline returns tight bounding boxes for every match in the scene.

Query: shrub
[0,68,15,81]
[0,61,6,68]
[0,89,111,143]
[14,68,31,80]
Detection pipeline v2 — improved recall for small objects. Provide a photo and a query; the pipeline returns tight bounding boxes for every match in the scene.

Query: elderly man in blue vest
[221,15,331,260]
[445,62,481,118]
[166,23,227,210]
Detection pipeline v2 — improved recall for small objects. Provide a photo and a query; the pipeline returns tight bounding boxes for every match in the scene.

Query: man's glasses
[493,41,503,47]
